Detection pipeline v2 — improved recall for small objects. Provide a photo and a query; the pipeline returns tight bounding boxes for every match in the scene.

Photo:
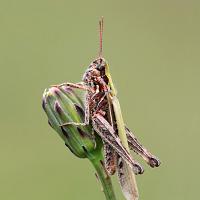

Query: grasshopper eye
[97,64,105,71]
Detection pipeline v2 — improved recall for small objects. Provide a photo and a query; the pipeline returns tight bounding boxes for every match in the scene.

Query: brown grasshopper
[55,18,160,176]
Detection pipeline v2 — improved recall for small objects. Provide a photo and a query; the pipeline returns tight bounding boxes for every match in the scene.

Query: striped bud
[42,85,97,158]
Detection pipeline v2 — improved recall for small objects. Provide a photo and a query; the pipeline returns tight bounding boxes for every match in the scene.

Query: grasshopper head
[92,57,107,73]
[82,57,108,85]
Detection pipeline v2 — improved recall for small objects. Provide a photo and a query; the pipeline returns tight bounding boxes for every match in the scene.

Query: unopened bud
[42,85,97,158]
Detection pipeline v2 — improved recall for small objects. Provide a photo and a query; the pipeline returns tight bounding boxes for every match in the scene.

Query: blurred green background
[1,0,200,199]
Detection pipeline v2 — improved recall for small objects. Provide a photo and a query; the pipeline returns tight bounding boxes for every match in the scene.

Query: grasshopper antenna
[99,16,104,58]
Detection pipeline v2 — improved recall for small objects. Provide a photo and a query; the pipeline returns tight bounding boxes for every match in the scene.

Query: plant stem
[88,136,117,200]
[91,158,117,200]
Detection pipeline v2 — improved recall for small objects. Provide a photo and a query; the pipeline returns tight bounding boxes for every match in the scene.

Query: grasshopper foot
[148,157,161,168]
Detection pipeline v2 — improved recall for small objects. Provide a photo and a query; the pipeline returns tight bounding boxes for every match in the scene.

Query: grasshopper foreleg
[125,126,160,167]
[54,82,91,92]
[92,113,144,175]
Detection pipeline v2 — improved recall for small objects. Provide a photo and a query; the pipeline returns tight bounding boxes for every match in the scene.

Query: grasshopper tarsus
[129,161,144,175]
[148,157,161,168]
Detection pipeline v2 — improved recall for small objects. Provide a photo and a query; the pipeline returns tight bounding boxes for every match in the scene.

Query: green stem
[89,157,116,200]
[88,136,116,200]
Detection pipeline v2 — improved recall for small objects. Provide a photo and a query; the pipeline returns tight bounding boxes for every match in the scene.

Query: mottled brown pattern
[92,113,144,175]
[103,142,116,175]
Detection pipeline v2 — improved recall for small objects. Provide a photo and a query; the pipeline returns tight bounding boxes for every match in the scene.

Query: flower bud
[42,85,97,158]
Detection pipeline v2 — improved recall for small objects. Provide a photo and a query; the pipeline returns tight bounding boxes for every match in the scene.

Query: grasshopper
[55,18,160,178]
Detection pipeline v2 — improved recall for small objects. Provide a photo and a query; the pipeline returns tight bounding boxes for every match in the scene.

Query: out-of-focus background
[1,1,199,200]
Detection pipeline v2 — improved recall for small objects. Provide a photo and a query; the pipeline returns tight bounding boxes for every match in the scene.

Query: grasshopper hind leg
[92,113,144,175]
[125,126,161,168]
